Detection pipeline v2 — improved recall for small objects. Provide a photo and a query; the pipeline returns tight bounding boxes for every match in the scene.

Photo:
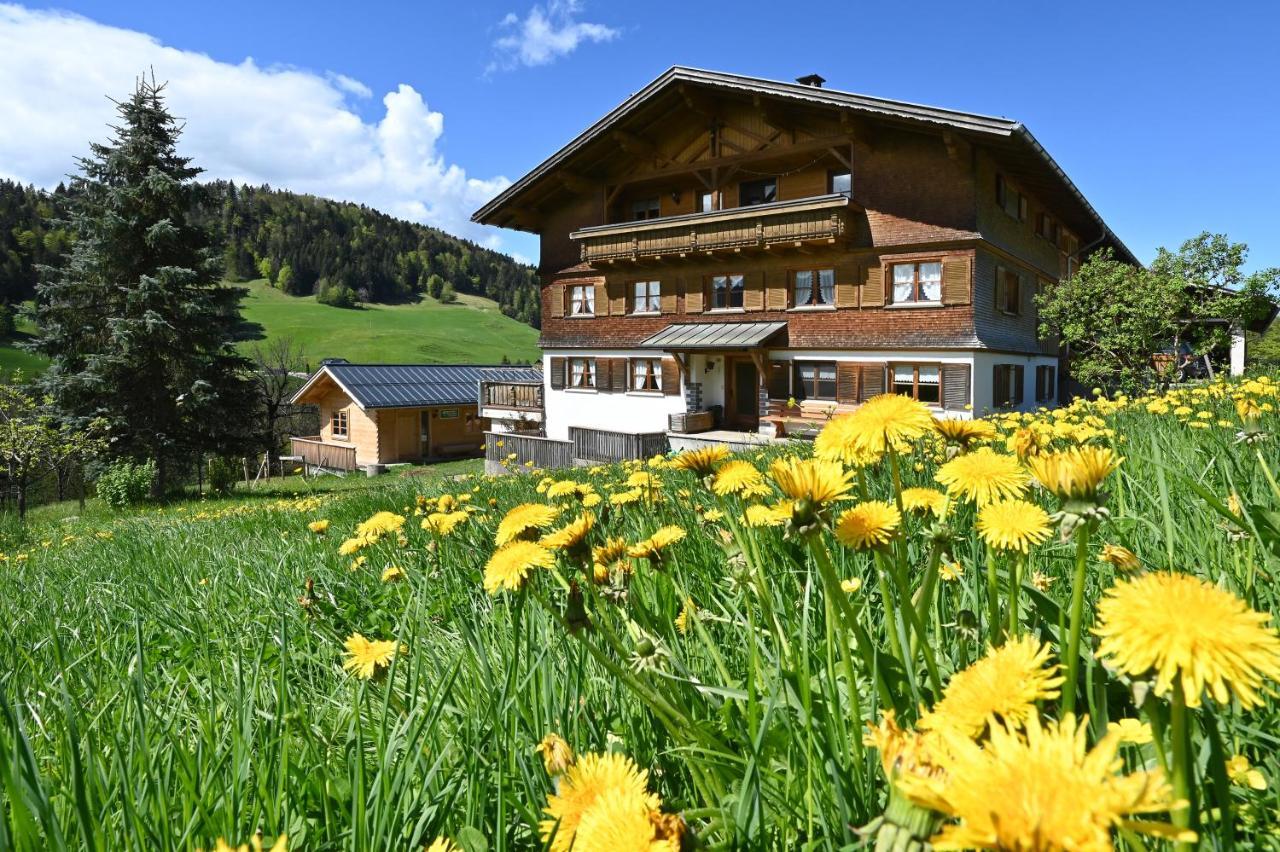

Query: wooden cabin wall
[314,386,380,467]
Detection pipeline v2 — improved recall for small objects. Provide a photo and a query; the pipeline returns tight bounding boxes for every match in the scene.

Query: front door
[726,357,759,429]
[420,410,431,460]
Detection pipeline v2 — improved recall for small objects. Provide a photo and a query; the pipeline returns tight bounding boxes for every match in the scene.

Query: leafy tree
[439,282,457,304]
[0,378,105,520]
[277,262,295,294]
[426,273,445,301]
[31,76,256,496]
[248,336,308,471]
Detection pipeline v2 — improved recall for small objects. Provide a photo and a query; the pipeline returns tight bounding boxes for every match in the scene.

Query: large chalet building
[473,67,1137,444]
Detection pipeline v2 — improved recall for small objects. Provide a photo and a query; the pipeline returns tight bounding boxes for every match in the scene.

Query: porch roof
[638,321,787,350]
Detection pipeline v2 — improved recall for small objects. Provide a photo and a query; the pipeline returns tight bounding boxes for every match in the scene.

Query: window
[331,409,349,439]
[891,261,943,304]
[893,364,942,404]
[794,361,837,401]
[698,190,717,213]
[568,284,595,316]
[739,177,777,207]
[1035,365,1057,403]
[828,170,851,196]
[993,364,1026,408]
[630,358,662,392]
[995,174,1027,221]
[995,266,1021,315]
[630,197,660,221]
[1035,212,1061,246]
[438,409,459,419]
[569,358,596,389]
[710,274,745,309]
[793,268,835,307]
[631,280,661,313]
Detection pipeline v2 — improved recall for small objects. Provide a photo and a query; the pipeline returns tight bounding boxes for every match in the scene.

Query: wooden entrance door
[725,357,759,429]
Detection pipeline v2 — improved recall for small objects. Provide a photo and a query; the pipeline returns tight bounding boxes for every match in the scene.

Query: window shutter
[941,364,970,411]
[661,358,681,395]
[994,266,1007,312]
[941,257,971,305]
[549,357,566,390]
[685,279,704,313]
[835,262,859,308]
[766,362,789,399]
[660,284,677,314]
[593,282,607,316]
[858,364,885,400]
[1013,365,1025,405]
[607,277,626,315]
[992,365,1007,407]
[766,270,788,310]
[862,265,885,307]
[836,363,859,404]
[743,271,765,311]
[608,358,627,392]
[549,284,564,319]
[595,357,610,390]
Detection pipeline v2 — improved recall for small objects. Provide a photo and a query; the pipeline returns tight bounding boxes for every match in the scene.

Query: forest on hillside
[0,178,541,328]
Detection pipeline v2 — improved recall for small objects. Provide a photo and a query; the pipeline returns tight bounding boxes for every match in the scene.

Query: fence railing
[485,431,573,471]
[569,427,669,464]
[290,436,359,471]
[480,381,543,411]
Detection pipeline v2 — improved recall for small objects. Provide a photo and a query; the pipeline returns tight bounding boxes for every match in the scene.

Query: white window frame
[890,261,943,305]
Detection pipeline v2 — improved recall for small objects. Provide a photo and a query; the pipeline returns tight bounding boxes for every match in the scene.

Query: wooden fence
[480,381,543,411]
[569,427,668,464]
[485,431,573,471]
[290,437,358,471]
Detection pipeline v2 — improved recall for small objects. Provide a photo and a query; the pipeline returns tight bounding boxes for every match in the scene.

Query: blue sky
[2,0,1278,271]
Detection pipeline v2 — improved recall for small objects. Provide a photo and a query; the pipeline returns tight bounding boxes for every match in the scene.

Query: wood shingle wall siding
[971,247,1055,356]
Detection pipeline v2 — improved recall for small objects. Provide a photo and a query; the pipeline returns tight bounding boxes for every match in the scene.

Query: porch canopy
[637,321,787,350]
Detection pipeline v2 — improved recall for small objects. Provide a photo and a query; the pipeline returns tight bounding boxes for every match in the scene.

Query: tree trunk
[152,455,167,500]
[16,484,26,521]
[78,465,86,511]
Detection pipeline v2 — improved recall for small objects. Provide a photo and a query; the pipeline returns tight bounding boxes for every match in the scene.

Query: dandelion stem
[1061,522,1093,714]
[911,540,944,644]
[1255,447,1280,504]
[985,548,1002,648]
[1168,682,1195,849]
[1007,553,1023,639]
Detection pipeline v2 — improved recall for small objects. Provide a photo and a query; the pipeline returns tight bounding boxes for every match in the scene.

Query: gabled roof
[639,321,788,350]
[291,364,542,410]
[473,66,1136,264]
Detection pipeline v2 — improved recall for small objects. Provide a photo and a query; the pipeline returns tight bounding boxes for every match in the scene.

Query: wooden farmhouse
[289,362,540,471]
[472,66,1142,463]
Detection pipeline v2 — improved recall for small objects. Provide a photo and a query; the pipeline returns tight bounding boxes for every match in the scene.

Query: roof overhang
[639,320,788,350]
[289,366,365,411]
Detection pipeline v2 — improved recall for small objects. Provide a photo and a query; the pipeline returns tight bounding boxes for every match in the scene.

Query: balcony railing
[289,436,359,471]
[571,194,852,263]
[480,381,543,411]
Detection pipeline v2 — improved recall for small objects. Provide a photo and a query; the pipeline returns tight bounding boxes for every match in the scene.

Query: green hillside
[236,279,541,367]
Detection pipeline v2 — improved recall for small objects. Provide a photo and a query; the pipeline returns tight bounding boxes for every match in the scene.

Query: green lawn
[236,279,541,366]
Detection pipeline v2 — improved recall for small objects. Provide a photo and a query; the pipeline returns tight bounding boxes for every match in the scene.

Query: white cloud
[0,3,522,254]
[489,0,618,73]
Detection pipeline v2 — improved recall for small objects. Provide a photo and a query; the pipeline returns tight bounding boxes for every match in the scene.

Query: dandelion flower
[900,487,948,516]
[675,597,697,635]
[841,577,863,593]
[935,447,1028,505]
[483,541,555,594]
[711,460,765,496]
[1098,543,1140,571]
[425,838,458,852]
[743,500,793,528]
[920,637,1064,738]
[813,414,885,467]
[422,511,468,536]
[496,503,559,546]
[822,393,935,457]
[592,536,628,566]
[198,835,289,852]
[572,788,679,852]
[863,709,949,783]
[540,752,660,852]
[939,561,963,581]
[1031,570,1054,591]
[976,499,1052,553]
[769,457,854,507]
[342,633,401,680]
[535,733,575,776]
[628,526,686,561]
[355,511,405,538]
[610,488,646,506]
[1027,445,1122,501]
[671,444,730,476]
[1227,754,1267,790]
[380,565,404,583]
[308,519,330,534]
[934,417,996,448]
[1094,572,1280,709]
[833,501,901,550]
[540,512,595,550]
[1107,718,1153,745]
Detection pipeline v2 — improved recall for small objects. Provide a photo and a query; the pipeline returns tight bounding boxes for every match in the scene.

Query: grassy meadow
[4,378,1280,850]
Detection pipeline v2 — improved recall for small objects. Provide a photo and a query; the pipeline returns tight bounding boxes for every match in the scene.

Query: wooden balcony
[480,381,543,412]
[290,436,358,472]
[571,194,853,264]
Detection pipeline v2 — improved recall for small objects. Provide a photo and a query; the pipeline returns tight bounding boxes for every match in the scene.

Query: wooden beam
[612,129,659,160]
[753,94,796,136]
[670,352,690,382]
[827,145,852,171]
[558,172,597,195]
[942,131,969,163]
[678,84,716,118]
[604,135,853,185]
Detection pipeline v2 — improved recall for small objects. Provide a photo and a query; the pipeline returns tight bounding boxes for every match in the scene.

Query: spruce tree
[33,76,254,495]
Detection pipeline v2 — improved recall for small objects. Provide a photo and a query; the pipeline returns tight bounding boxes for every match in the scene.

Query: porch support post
[1230,322,1246,377]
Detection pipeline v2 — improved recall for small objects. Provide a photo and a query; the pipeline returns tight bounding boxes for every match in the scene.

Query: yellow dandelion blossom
[1027,445,1122,501]
[822,393,935,457]
[1031,569,1054,591]
[711,460,765,496]
[342,633,401,680]
[863,709,949,783]
[833,501,901,550]
[626,471,662,490]
[935,447,1029,505]
[813,414,885,468]
[628,526,686,561]
[896,714,1190,851]
[939,561,963,581]
[355,511,405,538]
[1098,543,1140,571]
[1107,718,1153,745]
[546,480,584,499]
[540,752,660,852]
[496,503,559,546]
[535,732,575,776]
[1227,754,1267,790]
[424,838,457,852]
[483,541,555,594]
[934,417,996,448]
[380,565,404,583]
[841,577,863,593]
[610,488,645,505]
[540,512,595,550]
[422,510,468,536]
[675,597,697,635]
[592,536,628,566]
[308,519,330,534]
[743,500,793,528]
[900,487,948,516]
[920,637,1064,738]
[671,444,730,476]
[769,457,854,506]
[1007,426,1045,459]
[572,788,678,852]
[198,835,288,852]
[1094,572,1280,709]
[976,499,1052,553]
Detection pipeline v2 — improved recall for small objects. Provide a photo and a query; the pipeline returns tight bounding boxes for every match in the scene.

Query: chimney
[795,73,825,88]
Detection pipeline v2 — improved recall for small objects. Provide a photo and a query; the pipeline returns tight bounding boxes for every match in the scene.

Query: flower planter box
[669,410,714,434]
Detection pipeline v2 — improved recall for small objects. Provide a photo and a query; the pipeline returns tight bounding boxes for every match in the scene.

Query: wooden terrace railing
[485,431,573,471]
[569,427,669,463]
[290,436,359,471]
[480,381,544,411]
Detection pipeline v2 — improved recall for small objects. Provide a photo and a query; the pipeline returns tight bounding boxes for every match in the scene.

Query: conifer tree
[32,76,255,495]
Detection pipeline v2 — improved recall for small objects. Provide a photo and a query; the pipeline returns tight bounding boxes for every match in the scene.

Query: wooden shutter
[660,283,677,314]
[941,257,971,305]
[595,358,611,390]
[549,357,566,390]
[612,358,629,392]
[743,271,765,311]
[549,284,564,319]
[835,262,860,308]
[836,362,860,404]
[766,270,788,311]
[607,276,626,316]
[941,364,970,411]
[857,364,885,400]
[661,358,681,395]
[685,278,704,313]
[862,265,885,307]
[1013,365,1025,405]
[992,365,1006,407]
[593,282,607,316]
[766,362,790,399]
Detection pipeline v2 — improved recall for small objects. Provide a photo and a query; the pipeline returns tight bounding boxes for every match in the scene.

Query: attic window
[739,178,777,207]
[630,197,660,221]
